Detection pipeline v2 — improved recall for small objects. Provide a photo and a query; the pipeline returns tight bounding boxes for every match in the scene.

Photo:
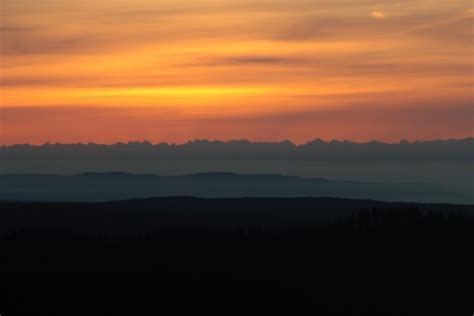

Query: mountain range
[1,172,470,204]
[2,138,473,161]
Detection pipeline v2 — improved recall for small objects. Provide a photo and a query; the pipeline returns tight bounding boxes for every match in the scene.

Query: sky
[0,0,473,144]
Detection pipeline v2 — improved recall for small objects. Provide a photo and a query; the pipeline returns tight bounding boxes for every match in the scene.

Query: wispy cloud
[185,55,307,67]
[371,11,385,19]
[1,0,472,143]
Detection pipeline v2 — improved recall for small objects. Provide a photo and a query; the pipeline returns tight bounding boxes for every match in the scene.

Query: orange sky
[1,0,473,144]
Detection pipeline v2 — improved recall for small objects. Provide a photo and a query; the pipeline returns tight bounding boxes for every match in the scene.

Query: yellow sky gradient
[1,0,473,144]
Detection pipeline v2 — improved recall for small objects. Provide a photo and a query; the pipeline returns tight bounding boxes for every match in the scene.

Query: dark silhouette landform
[1,196,472,234]
[1,197,473,315]
[0,172,470,203]
[1,138,473,160]
[2,138,472,200]
[1,138,473,315]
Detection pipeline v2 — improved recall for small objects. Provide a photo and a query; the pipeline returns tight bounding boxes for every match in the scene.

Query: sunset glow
[1,0,473,144]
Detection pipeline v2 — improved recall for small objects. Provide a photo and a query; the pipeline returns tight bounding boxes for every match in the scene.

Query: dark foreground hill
[1,172,470,203]
[1,197,473,315]
[0,196,473,234]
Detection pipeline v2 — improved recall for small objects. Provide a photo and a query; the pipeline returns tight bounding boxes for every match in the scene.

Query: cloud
[1,0,472,143]
[407,12,473,44]
[274,6,472,44]
[371,11,385,19]
[0,24,39,32]
[0,33,104,56]
[187,55,307,67]
[0,75,93,87]
[2,1,471,58]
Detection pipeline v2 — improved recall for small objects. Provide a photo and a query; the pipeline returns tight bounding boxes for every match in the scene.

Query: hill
[1,196,472,234]
[1,197,473,315]
[0,172,469,203]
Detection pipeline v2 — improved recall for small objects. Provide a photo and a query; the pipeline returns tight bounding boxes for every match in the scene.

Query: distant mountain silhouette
[1,138,473,161]
[0,172,469,203]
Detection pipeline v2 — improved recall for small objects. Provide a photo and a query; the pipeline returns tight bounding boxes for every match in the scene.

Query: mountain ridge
[1,172,469,204]
[3,137,473,147]
[2,137,472,161]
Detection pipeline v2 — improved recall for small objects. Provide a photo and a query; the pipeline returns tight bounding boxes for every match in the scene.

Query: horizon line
[1,136,473,148]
